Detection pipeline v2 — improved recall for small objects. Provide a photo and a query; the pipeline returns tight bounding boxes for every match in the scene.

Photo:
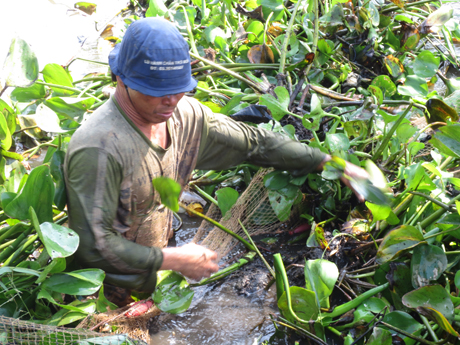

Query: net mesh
[193,168,305,259]
[0,315,148,345]
[76,302,161,343]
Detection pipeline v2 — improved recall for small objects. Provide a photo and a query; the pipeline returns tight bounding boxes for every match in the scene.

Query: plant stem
[347,272,375,279]
[421,315,439,342]
[377,321,439,345]
[3,234,38,266]
[372,102,413,162]
[35,81,99,100]
[325,282,389,319]
[189,52,264,93]
[409,191,452,211]
[275,317,328,345]
[239,219,276,278]
[279,0,304,75]
[190,184,218,206]
[179,202,256,252]
[190,251,256,286]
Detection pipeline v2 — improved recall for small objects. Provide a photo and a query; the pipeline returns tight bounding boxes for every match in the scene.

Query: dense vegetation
[1,0,460,343]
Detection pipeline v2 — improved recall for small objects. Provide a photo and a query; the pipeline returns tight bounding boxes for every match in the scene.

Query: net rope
[193,168,305,259]
[0,315,148,345]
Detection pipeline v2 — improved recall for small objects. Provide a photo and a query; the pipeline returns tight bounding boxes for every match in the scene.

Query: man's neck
[114,85,170,149]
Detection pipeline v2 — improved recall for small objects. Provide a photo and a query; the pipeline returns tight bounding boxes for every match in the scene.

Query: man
[64,17,367,301]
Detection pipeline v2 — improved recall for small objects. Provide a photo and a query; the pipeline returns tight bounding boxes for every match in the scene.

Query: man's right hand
[160,243,219,280]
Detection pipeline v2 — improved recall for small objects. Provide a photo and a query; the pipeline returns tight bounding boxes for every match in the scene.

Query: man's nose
[162,94,183,106]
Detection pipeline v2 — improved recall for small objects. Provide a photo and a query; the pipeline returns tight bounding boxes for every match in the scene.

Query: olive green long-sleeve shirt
[64,96,325,292]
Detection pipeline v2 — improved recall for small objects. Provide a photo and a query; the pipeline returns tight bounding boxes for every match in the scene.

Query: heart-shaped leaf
[153,270,194,314]
[259,86,290,121]
[38,222,79,260]
[2,37,38,88]
[413,51,440,79]
[365,327,392,345]
[304,259,338,309]
[41,269,105,296]
[263,170,290,190]
[419,7,453,34]
[215,187,239,218]
[152,177,181,212]
[381,311,423,345]
[411,243,447,288]
[402,284,457,336]
[4,165,55,223]
[376,225,425,264]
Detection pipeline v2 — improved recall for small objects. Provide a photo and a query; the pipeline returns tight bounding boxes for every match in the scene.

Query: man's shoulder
[68,98,134,154]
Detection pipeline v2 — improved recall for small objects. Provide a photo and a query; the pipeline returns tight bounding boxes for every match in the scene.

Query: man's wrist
[315,154,331,172]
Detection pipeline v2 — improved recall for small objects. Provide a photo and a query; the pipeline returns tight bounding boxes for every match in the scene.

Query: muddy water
[150,215,279,345]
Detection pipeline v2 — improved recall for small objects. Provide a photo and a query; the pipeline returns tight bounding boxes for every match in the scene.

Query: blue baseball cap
[109,18,197,97]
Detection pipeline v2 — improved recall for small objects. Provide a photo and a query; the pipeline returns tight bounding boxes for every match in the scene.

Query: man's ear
[115,75,124,85]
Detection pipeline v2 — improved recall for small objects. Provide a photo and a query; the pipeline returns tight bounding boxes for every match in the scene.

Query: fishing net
[0,315,148,345]
[76,301,161,343]
[193,168,306,259]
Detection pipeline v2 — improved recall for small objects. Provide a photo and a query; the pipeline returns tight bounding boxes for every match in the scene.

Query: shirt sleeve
[65,148,163,293]
[196,109,326,176]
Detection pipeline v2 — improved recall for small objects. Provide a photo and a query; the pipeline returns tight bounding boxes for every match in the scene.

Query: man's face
[127,87,185,124]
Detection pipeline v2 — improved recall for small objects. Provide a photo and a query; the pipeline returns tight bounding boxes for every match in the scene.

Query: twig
[239,219,275,278]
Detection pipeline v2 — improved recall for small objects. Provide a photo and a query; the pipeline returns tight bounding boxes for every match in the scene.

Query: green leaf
[277,286,321,324]
[4,165,55,223]
[263,170,290,190]
[37,222,79,260]
[413,51,440,79]
[42,63,74,97]
[302,93,326,131]
[204,25,228,44]
[45,97,95,123]
[0,112,12,151]
[259,87,290,121]
[215,187,239,217]
[2,37,38,88]
[145,0,168,17]
[268,188,299,222]
[41,269,105,296]
[365,328,392,345]
[153,270,194,314]
[257,0,284,21]
[304,259,338,309]
[74,2,97,15]
[366,1,380,27]
[0,266,41,277]
[398,75,428,98]
[376,225,425,264]
[410,243,447,288]
[246,21,265,43]
[35,104,69,133]
[152,177,181,212]
[425,98,459,125]
[220,94,244,115]
[403,163,436,191]
[419,7,453,34]
[381,311,423,345]
[455,270,460,290]
[96,285,118,313]
[50,150,67,210]
[338,297,388,329]
[325,133,350,152]
[371,75,396,97]
[11,82,46,102]
[430,123,460,157]
[402,284,457,335]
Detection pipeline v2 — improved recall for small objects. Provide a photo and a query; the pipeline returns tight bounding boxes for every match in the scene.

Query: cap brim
[121,75,198,97]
